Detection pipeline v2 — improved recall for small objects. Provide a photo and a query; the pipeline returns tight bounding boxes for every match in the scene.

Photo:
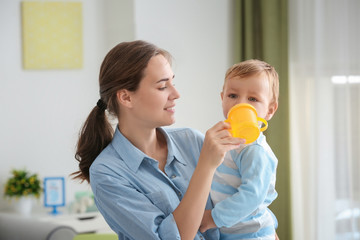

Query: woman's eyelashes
[158,83,175,91]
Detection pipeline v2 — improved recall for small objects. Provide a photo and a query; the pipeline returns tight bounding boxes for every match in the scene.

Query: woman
[72,40,244,240]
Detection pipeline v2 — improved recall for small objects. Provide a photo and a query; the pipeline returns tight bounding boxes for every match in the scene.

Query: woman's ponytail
[72,103,113,183]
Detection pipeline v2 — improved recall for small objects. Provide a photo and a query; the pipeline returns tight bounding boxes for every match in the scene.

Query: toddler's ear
[265,102,278,120]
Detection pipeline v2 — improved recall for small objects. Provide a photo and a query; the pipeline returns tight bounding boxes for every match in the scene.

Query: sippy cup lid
[227,103,257,118]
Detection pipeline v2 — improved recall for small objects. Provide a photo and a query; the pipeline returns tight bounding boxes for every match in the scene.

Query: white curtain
[289,0,360,240]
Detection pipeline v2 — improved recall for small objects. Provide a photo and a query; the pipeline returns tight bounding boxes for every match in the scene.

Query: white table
[34,211,114,233]
[0,211,114,234]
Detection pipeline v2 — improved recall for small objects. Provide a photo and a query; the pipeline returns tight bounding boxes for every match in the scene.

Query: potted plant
[4,169,42,215]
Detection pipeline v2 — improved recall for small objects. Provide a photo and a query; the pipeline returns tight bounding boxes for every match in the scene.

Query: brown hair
[224,59,279,105]
[72,40,172,183]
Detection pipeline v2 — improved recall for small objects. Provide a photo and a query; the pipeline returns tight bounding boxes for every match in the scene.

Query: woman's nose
[170,84,180,100]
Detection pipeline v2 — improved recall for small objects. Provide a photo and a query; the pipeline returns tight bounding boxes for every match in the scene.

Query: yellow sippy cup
[225,103,268,144]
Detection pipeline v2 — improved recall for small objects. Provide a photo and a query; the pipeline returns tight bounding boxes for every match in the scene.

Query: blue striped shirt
[210,133,278,240]
[90,126,219,240]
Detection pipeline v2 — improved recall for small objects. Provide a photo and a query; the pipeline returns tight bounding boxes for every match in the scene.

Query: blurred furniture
[0,212,76,240]
[36,211,113,233]
[0,211,114,240]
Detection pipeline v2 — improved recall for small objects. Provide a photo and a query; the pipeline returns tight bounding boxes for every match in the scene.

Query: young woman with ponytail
[72,40,244,240]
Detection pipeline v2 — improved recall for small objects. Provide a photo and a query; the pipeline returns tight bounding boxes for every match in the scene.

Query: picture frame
[43,177,65,214]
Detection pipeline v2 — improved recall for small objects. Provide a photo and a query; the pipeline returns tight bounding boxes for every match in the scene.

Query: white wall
[0,0,233,210]
[134,0,233,132]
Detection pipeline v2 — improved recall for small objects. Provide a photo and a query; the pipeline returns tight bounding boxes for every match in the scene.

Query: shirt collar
[111,127,186,173]
[158,128,187,166]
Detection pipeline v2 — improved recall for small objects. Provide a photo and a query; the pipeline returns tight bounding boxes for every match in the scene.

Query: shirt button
[177,191,182,197]
[200,236,204,240]
[171,175,176,179]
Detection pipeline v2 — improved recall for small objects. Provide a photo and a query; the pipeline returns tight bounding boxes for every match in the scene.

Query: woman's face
[129,54,180,128]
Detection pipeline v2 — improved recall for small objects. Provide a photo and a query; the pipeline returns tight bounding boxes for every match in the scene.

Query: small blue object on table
[43,177,65,215]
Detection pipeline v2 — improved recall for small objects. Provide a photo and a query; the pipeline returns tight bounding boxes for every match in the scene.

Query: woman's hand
[199,121,245,169]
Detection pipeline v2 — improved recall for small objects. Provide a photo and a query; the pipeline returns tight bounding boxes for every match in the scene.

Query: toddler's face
[221,72,276,121]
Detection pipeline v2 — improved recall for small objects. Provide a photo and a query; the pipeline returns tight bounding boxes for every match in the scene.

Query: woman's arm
[172,121,244,240]
[200,209,217,232]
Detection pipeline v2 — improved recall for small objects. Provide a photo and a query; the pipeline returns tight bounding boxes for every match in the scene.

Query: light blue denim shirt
[90,126,219,240]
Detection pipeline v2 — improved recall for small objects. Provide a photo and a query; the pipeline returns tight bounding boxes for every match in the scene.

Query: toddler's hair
[225,59,279,104]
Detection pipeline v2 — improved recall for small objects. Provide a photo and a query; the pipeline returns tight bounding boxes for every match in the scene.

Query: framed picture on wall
[44,177,65,214]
